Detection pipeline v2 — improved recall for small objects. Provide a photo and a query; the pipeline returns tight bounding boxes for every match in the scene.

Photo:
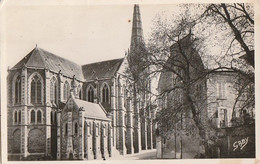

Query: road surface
[108,149,157,160]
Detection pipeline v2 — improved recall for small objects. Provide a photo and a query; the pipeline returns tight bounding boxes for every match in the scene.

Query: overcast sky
[1,1,181,69]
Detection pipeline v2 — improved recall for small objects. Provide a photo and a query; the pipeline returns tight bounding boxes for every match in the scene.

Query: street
[108,149,157,160]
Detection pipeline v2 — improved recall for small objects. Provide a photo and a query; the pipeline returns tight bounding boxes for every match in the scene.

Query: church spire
[130,4,145,51]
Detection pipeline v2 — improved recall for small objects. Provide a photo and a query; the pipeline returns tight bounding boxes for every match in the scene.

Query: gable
[11,47,84,81]
[117,55,131,76]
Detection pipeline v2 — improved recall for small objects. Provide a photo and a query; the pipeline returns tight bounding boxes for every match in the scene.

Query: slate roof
[82,58,124,81]
[11,47,84,81]
[73,99,110,121]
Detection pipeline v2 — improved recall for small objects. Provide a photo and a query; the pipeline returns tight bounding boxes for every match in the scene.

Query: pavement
[108,149,157,160]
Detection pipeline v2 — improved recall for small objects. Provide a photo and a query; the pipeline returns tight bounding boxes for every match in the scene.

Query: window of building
[30,109,43,124]
[217,82,226,99]
[14,110,22,124]
[15,75,21,104]
[63,81,70,101]
[51,111,53,124]
[30,74,42,104]
[102,84,109,103]
[50,77,58,105]
[14,111,18,123]
[65,123,68,136]
[87,86,94,102]
[74,122,78,135]
[31,110,35,123]
[219,109,228,127]
[37,110,42,123]
[18,110,21,123]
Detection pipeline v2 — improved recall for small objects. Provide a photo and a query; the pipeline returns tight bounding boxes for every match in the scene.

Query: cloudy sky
[0,0,182,69]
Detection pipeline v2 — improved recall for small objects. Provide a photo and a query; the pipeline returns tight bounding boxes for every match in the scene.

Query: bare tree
[203,3,254,68]
[145,9,216,157]
[145,3,254,158]
[203,3,255,123]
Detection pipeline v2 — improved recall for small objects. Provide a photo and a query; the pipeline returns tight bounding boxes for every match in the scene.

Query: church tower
[130,4,145,52]
[127,4,154,153]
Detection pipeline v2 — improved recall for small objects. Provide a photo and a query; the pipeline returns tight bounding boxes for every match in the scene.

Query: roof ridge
[11,48,35,69]
[81,58,124,67]
[35,48,48,69]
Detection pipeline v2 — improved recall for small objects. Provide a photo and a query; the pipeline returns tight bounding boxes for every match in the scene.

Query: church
[7,5,156,160]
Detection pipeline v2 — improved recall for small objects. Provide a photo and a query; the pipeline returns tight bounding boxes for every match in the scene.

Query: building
[157,34,208,158]
[156,34,255,158]
[7,5,156,160]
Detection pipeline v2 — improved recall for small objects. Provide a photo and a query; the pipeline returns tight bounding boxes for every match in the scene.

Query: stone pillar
[78,108,85,160]
[56,109,61,160]
[45,70,51,105]
[133,95,141,153]
[94,81,99,103]
[58,73,64,102]
[21,67,27,106]
[66,112,73,159]
[71,78,78,99]
[118,80,126,155]
[46,108,52,156]
[84,122,87,159]
[93,121,102,159]
[126,96,134,154]
[108,123,112,157]
[110,78,116,147]
[101,122,108,159]
[21,67,28,158]
[45,70,52,156]
[85,121,94,160]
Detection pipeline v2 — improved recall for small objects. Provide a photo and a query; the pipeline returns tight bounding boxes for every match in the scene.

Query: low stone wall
[213,123,255,158]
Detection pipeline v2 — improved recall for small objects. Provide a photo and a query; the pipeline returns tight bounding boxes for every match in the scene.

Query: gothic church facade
[7,5,156,160]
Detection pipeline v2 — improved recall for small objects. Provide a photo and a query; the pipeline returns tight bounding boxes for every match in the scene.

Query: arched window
[50,77,58,105]
[37,110,42,123]
[102,84,109,103]
[74,122,78,135]
[63,81,70,101]
[30,74,42,104]
[14,111,18,123]
[15,75,21,104]
[87,86,94,102]
[18,110,21,123]
[31,110,35,123]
